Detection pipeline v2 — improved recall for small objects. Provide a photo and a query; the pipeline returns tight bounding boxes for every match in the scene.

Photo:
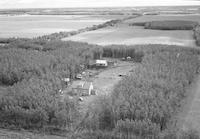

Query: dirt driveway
[176,56,200,133]
[93,62,135,95]
[78,61,136,113]
[177,74,200,133]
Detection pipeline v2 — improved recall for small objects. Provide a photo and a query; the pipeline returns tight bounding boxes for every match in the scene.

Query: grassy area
[129,19,200,46]
[64,25,196,46]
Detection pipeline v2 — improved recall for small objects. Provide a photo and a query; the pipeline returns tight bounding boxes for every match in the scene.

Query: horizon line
[0,5,200,10]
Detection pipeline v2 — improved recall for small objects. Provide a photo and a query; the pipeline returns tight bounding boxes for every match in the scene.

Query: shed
[72,81,94,96]
[95,60,108,67]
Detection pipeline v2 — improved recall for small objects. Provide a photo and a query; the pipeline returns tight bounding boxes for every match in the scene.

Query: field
[63,24,196,46]
[124,14,200,24]
[0,15,123,38]
[62,14,200,46]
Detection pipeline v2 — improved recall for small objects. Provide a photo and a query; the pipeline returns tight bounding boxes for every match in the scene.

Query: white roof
[96,60,107,64]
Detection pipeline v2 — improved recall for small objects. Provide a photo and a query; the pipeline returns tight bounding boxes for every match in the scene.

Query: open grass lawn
[63,24,196,46]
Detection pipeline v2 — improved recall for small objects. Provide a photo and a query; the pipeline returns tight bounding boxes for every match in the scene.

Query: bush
[73,130,119,139]
[115,119,160,138]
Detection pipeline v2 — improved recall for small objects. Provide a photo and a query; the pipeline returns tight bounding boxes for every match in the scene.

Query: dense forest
[0,40,103,133]
[0,39,200,138]
[130,20,198,30]
[144,20,198,30]
[78,45,200,139]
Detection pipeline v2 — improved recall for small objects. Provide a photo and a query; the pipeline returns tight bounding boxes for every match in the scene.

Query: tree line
[130,20,198,30]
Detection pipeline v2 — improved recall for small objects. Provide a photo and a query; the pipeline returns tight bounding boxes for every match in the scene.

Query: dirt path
[177,58,200,133]
[79,61,136,113]
[178,75,200,132]
[93,62,135,94]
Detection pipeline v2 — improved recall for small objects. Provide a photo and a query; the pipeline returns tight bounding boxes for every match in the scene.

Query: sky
[0,0,200,9]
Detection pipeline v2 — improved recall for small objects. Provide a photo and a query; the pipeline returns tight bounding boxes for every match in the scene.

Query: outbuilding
[95,60,108,67]
[72,81,94,96]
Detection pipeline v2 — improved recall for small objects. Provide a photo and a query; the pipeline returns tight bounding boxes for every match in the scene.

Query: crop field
[63,24,196,46]
[125,14,200,24]
[0,15,123,38]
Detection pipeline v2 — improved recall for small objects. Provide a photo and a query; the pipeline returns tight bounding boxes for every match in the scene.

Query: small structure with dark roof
[72,81,94,96]
[95,60,108,67]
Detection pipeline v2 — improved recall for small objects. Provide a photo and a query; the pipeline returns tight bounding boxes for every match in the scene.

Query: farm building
[61,77,70,85]
[95,60,108,67]
[72,81,94,96]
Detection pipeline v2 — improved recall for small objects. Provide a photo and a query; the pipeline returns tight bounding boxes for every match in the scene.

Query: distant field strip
[63,25,196,46]
[0,15,114,38]
[125,14,200,24]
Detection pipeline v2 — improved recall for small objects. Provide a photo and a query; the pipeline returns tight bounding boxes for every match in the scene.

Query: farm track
[177,56,200,133]
[78,61,136,115]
